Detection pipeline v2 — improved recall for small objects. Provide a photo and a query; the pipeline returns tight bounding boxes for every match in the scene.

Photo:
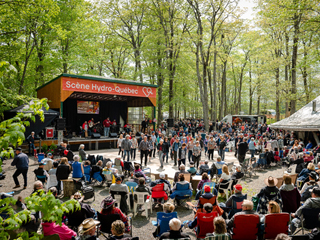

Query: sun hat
[308,172,319,181]
[101,196,116,210]
[264,176,278,187]
[78,218,100,235]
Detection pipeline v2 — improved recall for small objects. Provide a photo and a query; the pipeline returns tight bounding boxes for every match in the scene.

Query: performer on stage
[82,121,89,137]
[26,131,35,156]
[103,117,111,137]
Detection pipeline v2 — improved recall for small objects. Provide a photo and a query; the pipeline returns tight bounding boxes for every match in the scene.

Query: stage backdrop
[63,99,127,133]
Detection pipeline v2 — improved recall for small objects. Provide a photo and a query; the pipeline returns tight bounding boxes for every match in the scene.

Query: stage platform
[64,136,120,151]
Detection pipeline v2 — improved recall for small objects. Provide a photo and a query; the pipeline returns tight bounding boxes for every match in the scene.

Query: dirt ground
[0,150,292,240]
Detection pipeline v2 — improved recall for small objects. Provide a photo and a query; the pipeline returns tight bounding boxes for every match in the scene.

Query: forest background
[1,0,320,130]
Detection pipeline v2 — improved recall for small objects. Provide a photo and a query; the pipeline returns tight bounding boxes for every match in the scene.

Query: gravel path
[0,150,292,240]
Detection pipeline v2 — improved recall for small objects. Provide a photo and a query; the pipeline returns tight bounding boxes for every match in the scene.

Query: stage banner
[62,77,156,98]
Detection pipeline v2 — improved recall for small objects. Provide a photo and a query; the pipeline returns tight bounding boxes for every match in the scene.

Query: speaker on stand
[91,133,101,139]
[110,133,118,138]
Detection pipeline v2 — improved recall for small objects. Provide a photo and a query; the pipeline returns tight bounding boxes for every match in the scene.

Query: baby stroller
[241,158,256,178]
[123,161,134,178]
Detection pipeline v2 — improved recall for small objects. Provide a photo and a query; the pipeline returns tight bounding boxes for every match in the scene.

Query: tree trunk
[213,38,217,122]
[249,62,253,115]
[302,40,309,104]
[208,68,213,120]
[275,66,280,121]
[221,61,227,117]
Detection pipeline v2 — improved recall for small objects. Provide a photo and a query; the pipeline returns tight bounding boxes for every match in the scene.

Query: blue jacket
[11,153,29,169]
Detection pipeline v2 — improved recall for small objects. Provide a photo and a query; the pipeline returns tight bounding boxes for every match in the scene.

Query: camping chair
[67,208,86,232]
[196,212,218,239]
[34,168,47,184]
[142,167,151,183]
[228,194,247,219]
[232,214,260,240]
[123,161,134,177]
[201,182,216,194]
[112,191,129,215]
[103,169,114,188]
[133,192,152,218]
[217,179,234,199]
[170,182,192,207]
[151,183,168,204]
[151,212,178,237]
[97,212,121,238]
[294,208,320,235]
[196,197,224,216]
[280,188,301,213]
[114,158,122,174]
[264,213,289,239]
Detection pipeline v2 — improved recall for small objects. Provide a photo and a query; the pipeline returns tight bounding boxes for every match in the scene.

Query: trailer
[221,114,266,124]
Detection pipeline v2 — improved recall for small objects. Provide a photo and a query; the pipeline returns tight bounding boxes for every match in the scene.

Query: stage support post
[60,102,63,117]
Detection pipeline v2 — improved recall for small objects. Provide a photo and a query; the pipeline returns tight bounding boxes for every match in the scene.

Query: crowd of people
[4,118,320,239]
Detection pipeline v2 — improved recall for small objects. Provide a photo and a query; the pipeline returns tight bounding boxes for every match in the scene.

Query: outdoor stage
[63,136,119,151]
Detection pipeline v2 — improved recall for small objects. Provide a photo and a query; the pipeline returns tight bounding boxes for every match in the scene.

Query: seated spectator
[215,164,231,198]
[279,174,295,192]
[257,177,282,214]
[91,160,104,183]
[110,176,129,214]
[198,185,218,203]
[56,157,72,194]
[42,221,77,240]
[231,165,244,180]
[290,187,320,234]
[187,203,214,233]
[206,216,231,239]
[129,172,142,184]
[195,173,210,200]
[33,162,49,183]
[174,164,187,183]
[134,163,146,179]
[153,203,176,237]
[72,155,84,179]
[69,192,95,225]
[134,177,151,203]
[187,162,197,175]
[259,201,281,239]
[159,218,190,240]
[108,220,132,240]
[78,144,87,161]
[77,218,100,240]
[41,153,54,171]
[172,174,192,192]
[198,160,210,175]
[212,157,225,177]
[304,152,314,163]
[100,196,130,233]
[13,196,27,212]
[150,173,172,194]
[298,162,315,182]
[300,172,319,201]
[83,160,91,183]
[221,184,246,209]
[31,180,44,195]
[106,161,118,176]
[227,200,261,231]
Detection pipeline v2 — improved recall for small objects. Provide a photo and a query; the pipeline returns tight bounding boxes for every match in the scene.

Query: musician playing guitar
[88,118,100,134]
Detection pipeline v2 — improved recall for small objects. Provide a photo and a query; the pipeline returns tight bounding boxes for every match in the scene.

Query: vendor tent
[5,105,59,138]
[270,96,320,131]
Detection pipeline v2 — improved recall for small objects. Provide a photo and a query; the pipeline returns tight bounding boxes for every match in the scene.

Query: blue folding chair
[152,212,178,237]
[201,182,216,194]
[125,181,138,193]
[170,182,192,206]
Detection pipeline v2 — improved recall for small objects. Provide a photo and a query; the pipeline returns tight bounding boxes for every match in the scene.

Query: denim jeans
[104,127,110,137]
[131,149,136,160]
[219,149,225,161]
[163,152,168,163]
[188,150,193,163]
[250,149,255,158]
[123,150,130,162]
[158,151,164,167]
[29,143,35,156]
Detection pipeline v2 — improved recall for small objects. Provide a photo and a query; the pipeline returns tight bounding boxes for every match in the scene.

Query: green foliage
[41,144,48,153]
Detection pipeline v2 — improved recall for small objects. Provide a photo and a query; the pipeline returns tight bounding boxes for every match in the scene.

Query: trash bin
[38,153,45,162]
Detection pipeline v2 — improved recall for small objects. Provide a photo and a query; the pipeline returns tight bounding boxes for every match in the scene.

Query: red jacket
[103,119,111,127]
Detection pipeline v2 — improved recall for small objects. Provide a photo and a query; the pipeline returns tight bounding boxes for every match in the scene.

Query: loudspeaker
[91,133,101,139]
[56,118,66,130]
[110,133,117,138]
[167,118,174,128]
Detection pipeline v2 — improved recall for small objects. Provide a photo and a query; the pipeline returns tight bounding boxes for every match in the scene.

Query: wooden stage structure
[63,136,119,151]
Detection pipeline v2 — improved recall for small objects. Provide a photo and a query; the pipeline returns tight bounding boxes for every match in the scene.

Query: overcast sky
[239,0,256,20]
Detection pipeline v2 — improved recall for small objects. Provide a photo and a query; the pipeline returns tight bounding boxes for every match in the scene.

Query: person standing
[139,136,149,166]
[26,131,35,156]
[219,136,227,161]
[103,117,111,137]
[121,135,132,162]
[238,137,248,165]
[12,147,29,189]
[193,141,202,169]
[82,121,89,138]
[163,137,170,163]
[177,143,187,167]
[187,138,194,163]
[172,138,181,166]
[141,118,148,134]
[130,135,138,161]
[151,131,157,158]
[207,136,216,160]
[157,139,165,168]
[117,134,124,157]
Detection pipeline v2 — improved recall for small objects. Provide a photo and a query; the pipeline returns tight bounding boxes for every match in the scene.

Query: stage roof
[37,74,158,109]
[270,95,320,131]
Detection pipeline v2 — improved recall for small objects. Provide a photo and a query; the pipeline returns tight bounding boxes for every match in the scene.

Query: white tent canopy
[270,96,320,131]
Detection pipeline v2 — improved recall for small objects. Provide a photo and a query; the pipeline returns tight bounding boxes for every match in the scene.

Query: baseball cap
[16,147,22,151]
[234,184,242,191]
[159,173,166,179]
[47,153,52,157]
[204,185,211,193]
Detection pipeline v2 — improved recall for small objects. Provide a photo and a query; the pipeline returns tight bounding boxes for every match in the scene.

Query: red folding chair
[197,197,224,216]
[232,214,260,240]
[264,213,289,239]
[151,183,168,201]
[196,211,218,239]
